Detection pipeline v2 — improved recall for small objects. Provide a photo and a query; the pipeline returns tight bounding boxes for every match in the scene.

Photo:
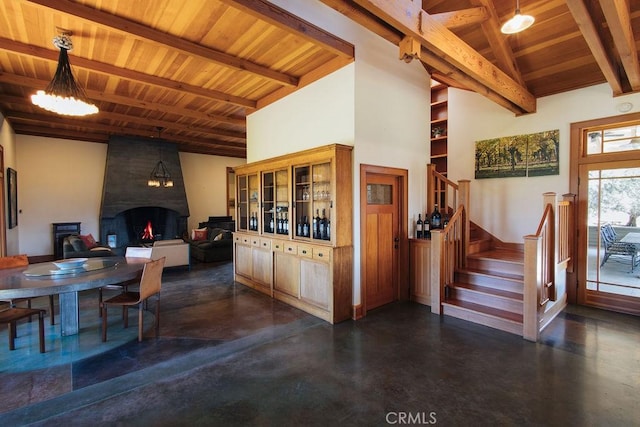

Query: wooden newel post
[430,230,443,314]
[459,179,470,267]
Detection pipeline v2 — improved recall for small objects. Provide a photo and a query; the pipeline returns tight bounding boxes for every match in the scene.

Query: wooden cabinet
[410,238,431,306]
[430,82,448,175]
[233,234,272,295]
[233,144,353,323]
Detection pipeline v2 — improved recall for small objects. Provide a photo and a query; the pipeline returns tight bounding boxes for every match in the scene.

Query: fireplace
[100,136,190,251]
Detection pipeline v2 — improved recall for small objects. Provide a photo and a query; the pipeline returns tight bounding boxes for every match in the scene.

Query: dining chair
[98,246,153,316]
[0,306,46,353]
[0,254,55,325]
[101,256,165,342]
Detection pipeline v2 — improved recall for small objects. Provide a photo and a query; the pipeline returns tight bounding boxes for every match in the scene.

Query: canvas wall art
[475,129,559,179]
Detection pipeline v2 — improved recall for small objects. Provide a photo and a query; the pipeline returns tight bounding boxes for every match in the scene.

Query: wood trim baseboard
[352,304,363,320]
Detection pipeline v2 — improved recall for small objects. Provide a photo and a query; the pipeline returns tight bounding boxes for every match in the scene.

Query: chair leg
[38,311,45,353]
[155,296,160,338]
[98,288,103,317]
[101,304,108,342]
[138,302,143,342]
[8,323,16,350]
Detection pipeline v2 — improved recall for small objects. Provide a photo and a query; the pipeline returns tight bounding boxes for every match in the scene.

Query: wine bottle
[326,219,330,240]
[297,218,303,237]
[416,214,423,239]
[423,213,430,239]
[313,209,320,239]
[302,216,309,237]
[320,209,328,240]
[269,214,275,233]
[284,212,289,234]
[431,204,442,229]
[249,212,254,231]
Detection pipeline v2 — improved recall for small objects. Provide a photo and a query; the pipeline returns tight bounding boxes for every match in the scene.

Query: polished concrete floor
[1,261,639,426]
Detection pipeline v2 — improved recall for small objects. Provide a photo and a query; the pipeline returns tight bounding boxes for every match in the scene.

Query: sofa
[150,239,190,269]
[186,227,233,263]
[63,234,114,259]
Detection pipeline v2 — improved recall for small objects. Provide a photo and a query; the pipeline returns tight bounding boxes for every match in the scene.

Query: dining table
[0,256,146,336]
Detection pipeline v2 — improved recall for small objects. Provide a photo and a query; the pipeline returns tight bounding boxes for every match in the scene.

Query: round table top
[0,256,146,299]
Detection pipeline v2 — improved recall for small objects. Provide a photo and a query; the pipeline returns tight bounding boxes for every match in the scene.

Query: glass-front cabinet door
[293,161,332,242]
[237,175,248,231]
[238,173,260,232]
[262,169,290,236]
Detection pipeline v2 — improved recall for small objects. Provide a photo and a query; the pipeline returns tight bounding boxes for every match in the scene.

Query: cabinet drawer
[259,238,272,250]
[241,236,251,245]
[251,237,261,247]
[312,247,331,262]
[284,243,298,255]
[298,244,313,259]
[273,240,285,252]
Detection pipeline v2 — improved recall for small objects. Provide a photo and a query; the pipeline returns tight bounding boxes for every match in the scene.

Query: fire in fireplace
[141,220,154,241]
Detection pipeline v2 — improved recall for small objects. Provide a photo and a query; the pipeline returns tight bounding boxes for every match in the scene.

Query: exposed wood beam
[566,0,624,95]
[24,0,298,87]
[1,95,247,142]
[598,0,640,90]
[221,0,354,58]
[469,0,526,86]
[429,7,489,30]
[9,118,247,158]
[0,71,247,127]
[0,37,256,109]
[5,111,245,150]
[352,0,536,113]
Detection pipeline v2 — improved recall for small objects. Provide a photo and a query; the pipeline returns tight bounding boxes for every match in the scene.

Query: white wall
[16,135,107,256]
[179,152,245,231]
[14,134,240,256]
[448,83,640,243]
[250,0,431,305]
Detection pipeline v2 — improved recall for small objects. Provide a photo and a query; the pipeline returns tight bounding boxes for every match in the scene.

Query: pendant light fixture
[148,128,174,188]
[501,0,535,35]
[31,31,98,116]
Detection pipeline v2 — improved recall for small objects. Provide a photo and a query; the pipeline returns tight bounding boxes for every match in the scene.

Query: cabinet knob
[318,253,323,258]
[302,250,307,254]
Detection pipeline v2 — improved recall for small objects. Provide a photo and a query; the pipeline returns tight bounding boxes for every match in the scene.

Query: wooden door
[362,170,400,311]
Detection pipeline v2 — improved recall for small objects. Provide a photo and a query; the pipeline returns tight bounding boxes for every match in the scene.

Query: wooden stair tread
[451,282,522,300]
[458,267,524,282]
[443,299,523,323]
[469,249,524,263]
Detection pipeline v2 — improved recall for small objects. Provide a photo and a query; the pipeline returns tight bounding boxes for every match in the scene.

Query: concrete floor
[0,261,639,426]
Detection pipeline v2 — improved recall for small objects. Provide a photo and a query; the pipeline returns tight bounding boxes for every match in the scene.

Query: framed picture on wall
[7,167,17,229]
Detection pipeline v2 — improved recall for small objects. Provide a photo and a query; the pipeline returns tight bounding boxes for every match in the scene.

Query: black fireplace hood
[99,136,189,246]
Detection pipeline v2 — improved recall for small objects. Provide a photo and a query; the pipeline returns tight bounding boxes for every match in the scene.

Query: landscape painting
[475,129,559,179]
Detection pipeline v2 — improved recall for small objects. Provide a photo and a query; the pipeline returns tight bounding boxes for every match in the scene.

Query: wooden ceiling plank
[0,37,257,109]
[566,0,624,95]
[0,71,247,127]
[598,0,640,90]
[429,7,490,30]
[469,0,526,87]
[352,0,536,113]
[12,124,109,143]
[221,0,354,58]
[24,0,299,87]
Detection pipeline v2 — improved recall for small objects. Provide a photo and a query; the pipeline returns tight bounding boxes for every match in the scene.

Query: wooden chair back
[0,254,29,269]
[139,257,165,301]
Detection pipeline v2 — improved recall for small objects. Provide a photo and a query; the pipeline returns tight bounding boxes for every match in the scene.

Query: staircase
[441,245,525,335]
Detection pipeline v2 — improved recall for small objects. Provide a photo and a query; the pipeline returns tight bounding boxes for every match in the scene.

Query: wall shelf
[430,83,448,175]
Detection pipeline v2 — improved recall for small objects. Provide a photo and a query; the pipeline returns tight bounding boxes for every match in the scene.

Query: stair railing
[430,204,465,313]
[523,192,573,341]
[427,164,470,314]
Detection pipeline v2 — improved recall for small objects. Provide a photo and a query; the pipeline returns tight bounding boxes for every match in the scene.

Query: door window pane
[367,184,392,205]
